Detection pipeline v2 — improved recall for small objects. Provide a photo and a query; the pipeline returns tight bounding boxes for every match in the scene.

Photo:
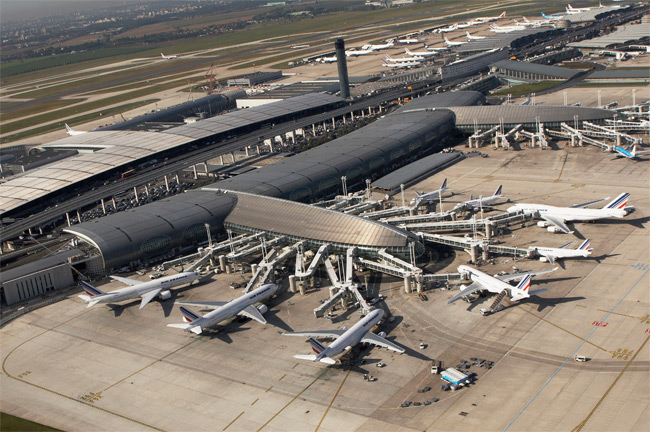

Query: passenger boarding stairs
[489,289,508,313]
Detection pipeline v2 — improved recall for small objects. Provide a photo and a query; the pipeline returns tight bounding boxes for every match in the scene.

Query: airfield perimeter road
[1,136,648,432]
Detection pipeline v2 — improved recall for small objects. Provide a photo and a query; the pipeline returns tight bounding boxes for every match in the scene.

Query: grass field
[492,80,560,97]
[0,412,61,432]
[0,99,84,123]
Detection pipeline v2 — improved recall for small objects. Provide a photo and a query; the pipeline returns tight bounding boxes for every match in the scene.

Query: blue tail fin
[308,337,327,355]
[179,306,201,323]
[80,281,104,297]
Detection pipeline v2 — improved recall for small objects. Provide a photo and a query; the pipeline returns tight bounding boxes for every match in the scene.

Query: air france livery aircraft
[282,308,404,364]
[79,271,201,309]
[531,239,592,264]
[161,53,177,59]
[447,265,557,305]
[453,185,504,211]
[466,32,486,40]
[444,36,467,47]
[167,283,278,334]
[471,11,506,24]
[508,193,631,234]
[412,178,449,208]
[65,123,86,136]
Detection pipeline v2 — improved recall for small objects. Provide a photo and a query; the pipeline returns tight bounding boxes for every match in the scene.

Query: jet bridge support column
[219,255,227,272]
[192,165,198,180]
[101,198,106,215]
[134,186,139,203]
[403,276,412,294]
[66,213,71,226]
[289,275,296,293]
[164,175,170,192]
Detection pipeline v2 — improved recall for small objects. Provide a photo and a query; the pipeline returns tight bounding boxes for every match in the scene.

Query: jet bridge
[244,242,301,293]
[604,119,650,132]
[494,124,523,150]
[468,125,500,149]
[382,210,456,226]
[227,236,287,261]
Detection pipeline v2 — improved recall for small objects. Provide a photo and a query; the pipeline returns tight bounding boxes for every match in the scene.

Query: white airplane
[530,239,592,264]
[444,36,467,47]
[542,12,566,20]
[282,308,404,365]
[457,22,474,29]
[471,11,506,24]
[382,60,420,68]
[161,53,177,60]
[65,123,86,136]
[397,38,420,44]
[78,271,201,309]
[489,23,526,33]
[318,56,337,63]
[437,24,458,33]
[566,4,592,14]
[345,48,374,57]
[517,17,552,27]
[362,40,394,51]
[447,265,557,305]
[466,31,486,40]
[167,283,278,334]
[453,185,504,211]
[384,53,423,63]
[424,44,449,52]
[405,47,437,58]
[507,193,631,234]
[411,178,449,208]
[612,144,650,159]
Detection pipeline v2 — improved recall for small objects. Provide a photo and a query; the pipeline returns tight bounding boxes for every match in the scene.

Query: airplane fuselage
[532,246,590,260]
[186,283,278,331]
[92,272,200,305]
[463,194,503,209]
[317,309,384,361]
[508,204,626,222]
[457,265,510,294]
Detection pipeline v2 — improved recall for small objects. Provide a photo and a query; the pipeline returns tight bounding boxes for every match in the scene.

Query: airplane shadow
[588,253,619,264]
[596,215,648,230]
[522,295,586,312]
[265,308,293,333]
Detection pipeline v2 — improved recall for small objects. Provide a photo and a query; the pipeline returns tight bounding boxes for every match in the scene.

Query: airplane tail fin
[577,239,592,251]
[523,16,529,22]
[511,275,532,301]
[167,322,202,334]
[80,281,104,297]
[494,185,503,196]
[179,306,201,323]
[444,36,450,43]
[603,193,630,210]
[308,337,327,355]
[293,354,337,364]
[440,178,448,190]
[466,31,471,38]
[65,123,73,133]
[78,294,101,308]
[499,12,506,18]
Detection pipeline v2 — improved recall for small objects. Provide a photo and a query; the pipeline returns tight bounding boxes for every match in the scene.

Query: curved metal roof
[447,105,616,131]
[492,60,580,79]
[221,190,412,249]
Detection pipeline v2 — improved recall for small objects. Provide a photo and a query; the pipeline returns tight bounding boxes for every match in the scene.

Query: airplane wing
[176,301,228,310]
[237,305,267,324]
[570,197,608,208]
[496,267,558,283]
[360,332,405,353]
[447,282,484,304]
[558,241,574,249]
[539,253,556,265]
[281,330,346,339]
[139,288,162,309]
[110,275,143,286]
[540,214,572,234]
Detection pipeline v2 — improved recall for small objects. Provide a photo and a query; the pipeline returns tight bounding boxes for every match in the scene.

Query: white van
[575,355,587,362]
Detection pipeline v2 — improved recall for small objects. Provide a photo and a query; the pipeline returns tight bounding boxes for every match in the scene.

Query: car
[419,342,426,349]
[149,272,164,279]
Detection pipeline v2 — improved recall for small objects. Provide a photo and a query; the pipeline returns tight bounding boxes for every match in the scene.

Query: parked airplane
[471,11,506,24]
[411,178,449,208]
[362,40,394,51]
[489,23,525,33]
[456,22,474,29]
[437,24,458,33]
[384,53,423,63]
[542,12,566,20]
[424,44,449,52]
[65,123,86,136]
[517,17,552,27]
[466,31,486,40]
[566,4,592,14]
[382,60,420,68]
[161,53,177,59]
[79,271,201,309]
[397,38,420,44]
[167,283,278,334]
[453,185,504,212]
[345,48,374,57]
[613,144,649,159]
[444,36,467,47]
[507,193,631,234]
[447,265,557,305]
[405,47,437,57]
[282,308,404,364]
[318,56,337,63]
[530,239,592,264]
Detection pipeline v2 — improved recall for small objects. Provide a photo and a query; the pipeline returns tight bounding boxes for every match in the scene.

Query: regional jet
[65,123,87,136]
[397,38,420,44]
[566,4,593,14]
[282,308,404,365]
[507,193,631,234]
[384,53,423,63]
[362,40,394,51]
[318,56,337,63]
[345,48,374,57]
[382,60,420,69]
[437,24,458,33]
[447,265,557,305]
[167,283,278,334]
[161,53,177,59]
[453,185,504,212]
[613,144,649,159]
[411,178,449,208]
[530,239,592,264]
[444,36,467,47]
[78,271,201,309]
[542,12,566,20]
[489,23,525,33]
[466,31,486,40]
[471,11,506,24]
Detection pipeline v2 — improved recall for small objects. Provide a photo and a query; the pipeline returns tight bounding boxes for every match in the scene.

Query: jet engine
[537,221,549,228]
[158,290,172,300]
[547,226,563,233]
[257,304,268,315]
[378,331,387,338]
